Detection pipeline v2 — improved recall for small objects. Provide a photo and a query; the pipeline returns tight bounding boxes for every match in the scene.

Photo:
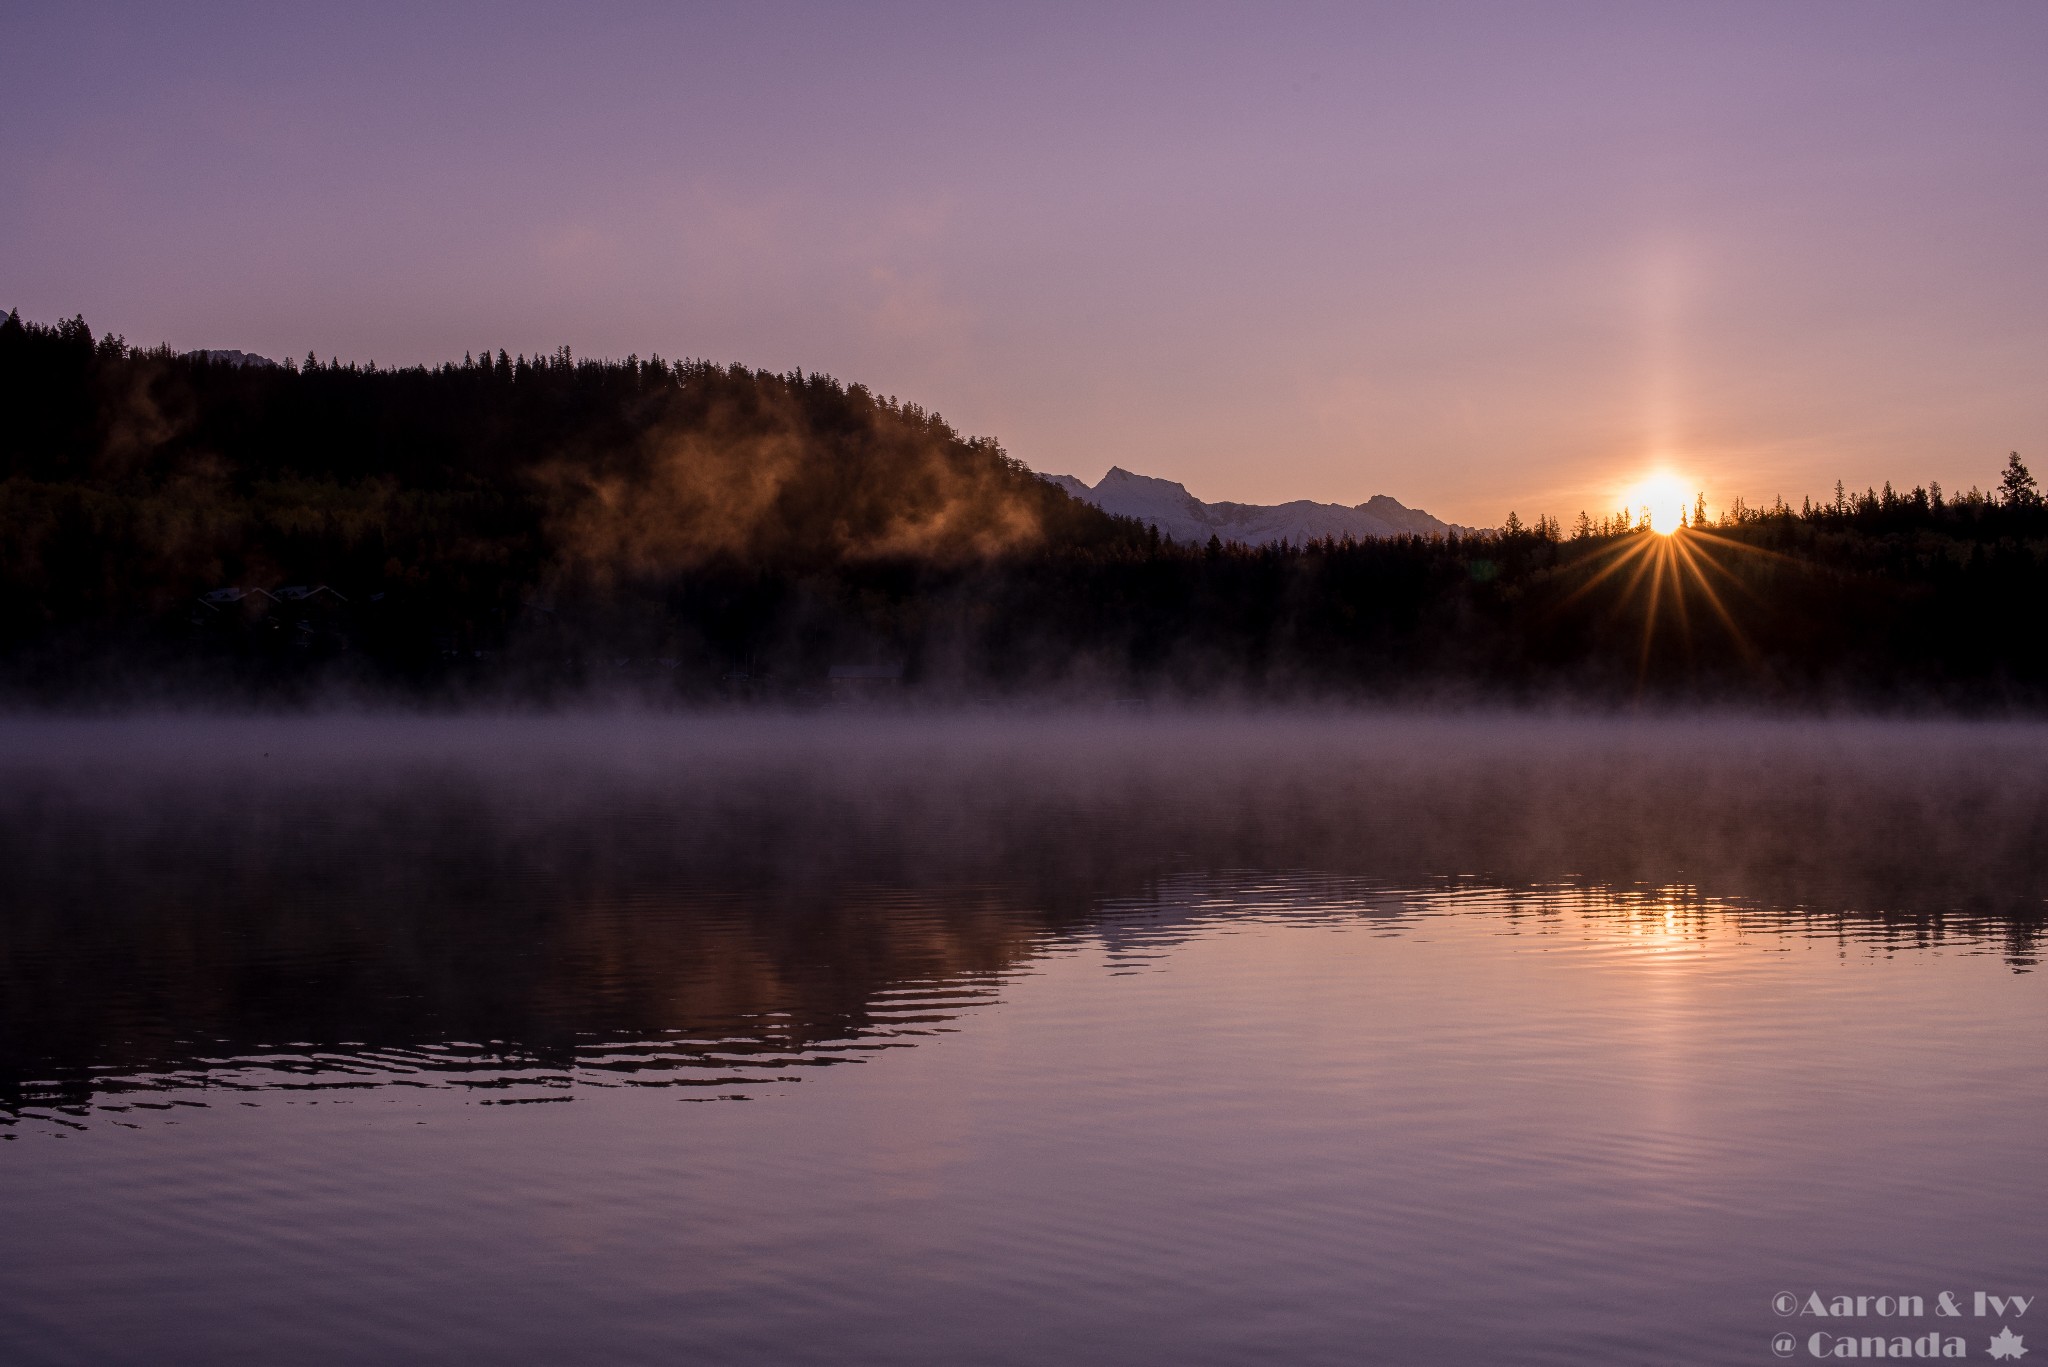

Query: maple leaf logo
[1989,1326,2029,1361]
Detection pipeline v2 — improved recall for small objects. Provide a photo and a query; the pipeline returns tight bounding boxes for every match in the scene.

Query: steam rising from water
[6,712,2042,917]
[540,387,1048,577]
[4,711,2040,1121]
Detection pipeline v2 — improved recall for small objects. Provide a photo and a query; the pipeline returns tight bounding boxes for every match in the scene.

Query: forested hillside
[3,310,2045,705]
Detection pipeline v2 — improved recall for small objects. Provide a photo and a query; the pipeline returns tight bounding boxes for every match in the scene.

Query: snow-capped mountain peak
[1046,466,1470,545]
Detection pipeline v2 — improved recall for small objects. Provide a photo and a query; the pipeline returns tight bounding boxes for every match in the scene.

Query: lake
[1,714,2042,1365]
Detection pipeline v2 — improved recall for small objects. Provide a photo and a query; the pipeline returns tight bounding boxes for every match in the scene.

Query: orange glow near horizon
[1620,470,1696,534]
[1553,505,1820,689]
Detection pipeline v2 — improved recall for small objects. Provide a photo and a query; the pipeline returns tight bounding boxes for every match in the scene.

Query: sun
[1621,470,1695,534]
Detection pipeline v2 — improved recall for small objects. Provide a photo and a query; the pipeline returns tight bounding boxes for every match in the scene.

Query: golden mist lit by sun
[1620,470,1695,534]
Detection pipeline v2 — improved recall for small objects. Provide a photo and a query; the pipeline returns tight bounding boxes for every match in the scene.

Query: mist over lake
[2,713,2042,1365]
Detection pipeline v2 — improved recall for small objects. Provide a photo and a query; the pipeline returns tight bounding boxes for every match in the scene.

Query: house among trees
[192,587,282,632]
[191,585,350,653]
[198,587,281,608]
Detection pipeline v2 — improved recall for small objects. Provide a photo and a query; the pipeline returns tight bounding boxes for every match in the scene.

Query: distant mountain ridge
[1046,466,1473,545]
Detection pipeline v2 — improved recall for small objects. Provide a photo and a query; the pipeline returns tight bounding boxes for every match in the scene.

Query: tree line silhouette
[3,309,2044,704]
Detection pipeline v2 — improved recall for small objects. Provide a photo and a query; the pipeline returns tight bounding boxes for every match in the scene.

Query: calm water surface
[1,715,2043,1365]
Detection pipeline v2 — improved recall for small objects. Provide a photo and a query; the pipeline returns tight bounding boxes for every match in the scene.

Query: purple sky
[5,3,2045,526]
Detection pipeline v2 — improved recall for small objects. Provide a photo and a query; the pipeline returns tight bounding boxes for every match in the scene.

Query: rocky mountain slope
[1046,466,1472,544]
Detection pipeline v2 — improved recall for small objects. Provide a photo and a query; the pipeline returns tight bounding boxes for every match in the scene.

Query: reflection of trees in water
[1439,882,2042,973]
[1,719,2042,1120]
[1094,875,2043,974]
[0,865,1083,1118]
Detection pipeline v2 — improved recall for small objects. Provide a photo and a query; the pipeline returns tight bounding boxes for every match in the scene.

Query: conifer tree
[1999,452,2040,508]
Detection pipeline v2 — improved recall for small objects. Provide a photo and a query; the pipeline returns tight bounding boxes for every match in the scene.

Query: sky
[4,2,2045,527]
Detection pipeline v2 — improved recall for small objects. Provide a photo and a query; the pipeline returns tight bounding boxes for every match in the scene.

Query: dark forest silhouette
[4,310,2045,705]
